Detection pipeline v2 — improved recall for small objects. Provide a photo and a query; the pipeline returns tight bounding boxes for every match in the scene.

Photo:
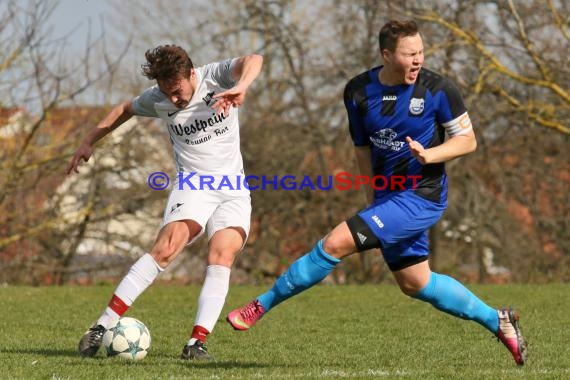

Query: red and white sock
[188,325,210,346]
[97,253,163,328]
[187,265,230,344]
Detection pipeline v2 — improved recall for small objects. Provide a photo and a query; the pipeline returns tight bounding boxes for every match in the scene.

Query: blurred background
[1,0,568,285]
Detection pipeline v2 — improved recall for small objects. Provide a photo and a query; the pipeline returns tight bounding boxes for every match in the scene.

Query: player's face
[158,72,195,109]
[386,34,424,85]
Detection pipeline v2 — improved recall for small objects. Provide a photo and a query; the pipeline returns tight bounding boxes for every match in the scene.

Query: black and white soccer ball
[103,317,151,360]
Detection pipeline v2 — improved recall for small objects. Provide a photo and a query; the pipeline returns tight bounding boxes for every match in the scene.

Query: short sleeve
[435,78,473,136]
[132,86,163,118]
[202,58,237,89]
[344,82,370,146]
[435,78,467,124]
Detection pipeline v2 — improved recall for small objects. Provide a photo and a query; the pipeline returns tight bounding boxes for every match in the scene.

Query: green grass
[0,284,568,379]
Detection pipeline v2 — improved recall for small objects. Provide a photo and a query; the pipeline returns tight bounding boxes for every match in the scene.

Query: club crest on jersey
[409,97,424,115]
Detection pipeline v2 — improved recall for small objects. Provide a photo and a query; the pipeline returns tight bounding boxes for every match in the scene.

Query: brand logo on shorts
[170,202,184,215]
[356,232,368,244]
[371,215,384,228]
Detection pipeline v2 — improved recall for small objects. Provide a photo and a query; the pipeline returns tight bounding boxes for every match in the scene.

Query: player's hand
[406,136,430,165]
[67,143,93,175]
[211,84,247,115]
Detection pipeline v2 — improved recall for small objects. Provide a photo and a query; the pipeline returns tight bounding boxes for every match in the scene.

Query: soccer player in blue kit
[227,20,527,366]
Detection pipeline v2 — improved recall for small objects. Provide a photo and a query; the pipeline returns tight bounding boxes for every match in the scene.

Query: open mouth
[408,67,421,80]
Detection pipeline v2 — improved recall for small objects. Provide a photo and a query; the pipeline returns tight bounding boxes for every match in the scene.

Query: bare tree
[4,0,565,284]
[0,0,134,284]
[403,0,570,282]
[101,0,569,284]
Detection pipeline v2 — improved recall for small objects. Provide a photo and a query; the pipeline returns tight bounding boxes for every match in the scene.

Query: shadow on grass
[1,348,78,357]
[177,360,280,369]
[1,348,294,370]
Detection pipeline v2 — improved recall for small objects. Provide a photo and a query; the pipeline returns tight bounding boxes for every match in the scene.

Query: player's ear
[381,48,390,62]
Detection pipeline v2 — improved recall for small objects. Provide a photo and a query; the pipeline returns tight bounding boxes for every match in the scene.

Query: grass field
[1,283,568,379]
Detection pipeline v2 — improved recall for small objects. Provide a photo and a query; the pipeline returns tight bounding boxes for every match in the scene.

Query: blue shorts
[348,191,446,271]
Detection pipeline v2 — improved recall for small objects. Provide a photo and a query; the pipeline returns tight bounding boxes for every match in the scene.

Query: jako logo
[382,95,397,101]
[372,215,384,228]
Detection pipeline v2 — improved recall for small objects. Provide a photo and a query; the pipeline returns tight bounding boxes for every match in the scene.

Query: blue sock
[413,272,499,333]
[257,240,340,312]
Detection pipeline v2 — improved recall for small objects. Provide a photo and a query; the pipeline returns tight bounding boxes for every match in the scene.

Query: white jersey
[132,59,245,178]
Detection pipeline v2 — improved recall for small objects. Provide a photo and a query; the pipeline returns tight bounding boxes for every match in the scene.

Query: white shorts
[162,187,251,245]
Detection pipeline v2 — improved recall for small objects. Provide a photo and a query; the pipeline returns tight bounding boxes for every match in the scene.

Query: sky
[50,0,111,52]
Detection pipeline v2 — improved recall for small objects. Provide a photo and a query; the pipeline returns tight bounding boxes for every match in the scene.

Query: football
[102,317,151,360]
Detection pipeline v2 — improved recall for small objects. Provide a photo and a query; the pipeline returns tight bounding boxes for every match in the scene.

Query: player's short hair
[378,20,419,52]
[141,45,194,81]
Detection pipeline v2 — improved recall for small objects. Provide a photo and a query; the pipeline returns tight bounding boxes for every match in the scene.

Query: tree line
[0,0,568,284]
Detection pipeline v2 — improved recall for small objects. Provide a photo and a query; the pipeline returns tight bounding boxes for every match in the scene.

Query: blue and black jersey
[344,66,471,204]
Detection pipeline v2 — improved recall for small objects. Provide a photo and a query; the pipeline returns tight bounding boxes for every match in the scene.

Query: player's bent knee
[151,255,171,269]
[150,248,177,268]
[399,284,420,296]
[208,248,239,267]
[398,280,425,296]
[322,235,353,259]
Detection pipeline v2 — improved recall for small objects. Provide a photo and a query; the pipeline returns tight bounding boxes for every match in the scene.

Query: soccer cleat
[226,299,265,331]
[180,340,213,361]
[78,324,106,357]
[496,308,528,366]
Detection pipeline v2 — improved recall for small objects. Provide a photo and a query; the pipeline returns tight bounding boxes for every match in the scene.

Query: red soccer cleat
[496,308,528,366]
[226,300,265,331]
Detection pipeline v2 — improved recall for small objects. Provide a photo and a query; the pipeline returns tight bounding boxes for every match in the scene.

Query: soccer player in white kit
[68,45,263,360]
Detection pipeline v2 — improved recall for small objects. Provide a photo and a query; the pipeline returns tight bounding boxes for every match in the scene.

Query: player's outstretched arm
[67,100,134,174]
[212,54,263,115]
[406,129,477,165]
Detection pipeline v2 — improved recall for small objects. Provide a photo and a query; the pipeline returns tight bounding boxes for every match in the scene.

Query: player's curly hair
[141,45,194,81]
[379,20,419,52]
